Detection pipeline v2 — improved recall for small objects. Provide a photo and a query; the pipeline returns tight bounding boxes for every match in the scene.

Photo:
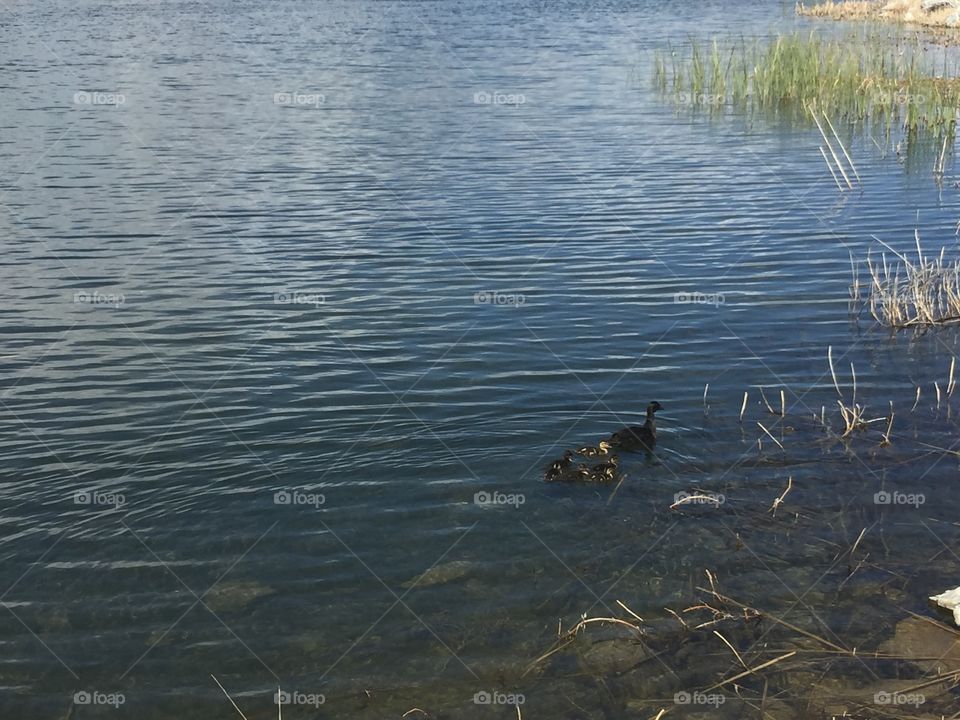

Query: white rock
[929,586,960,626]
[922,0,959,11]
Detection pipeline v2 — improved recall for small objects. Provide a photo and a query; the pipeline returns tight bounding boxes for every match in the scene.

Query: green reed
[654,32,960,141]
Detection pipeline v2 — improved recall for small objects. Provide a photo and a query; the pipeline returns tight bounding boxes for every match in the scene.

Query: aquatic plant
[654,31,960,142]
[855,232,960,328]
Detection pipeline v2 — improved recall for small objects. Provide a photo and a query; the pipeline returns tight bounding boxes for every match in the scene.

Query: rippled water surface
[2,0,960,718]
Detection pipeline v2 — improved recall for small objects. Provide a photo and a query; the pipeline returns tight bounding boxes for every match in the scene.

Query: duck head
[647,401,663,415]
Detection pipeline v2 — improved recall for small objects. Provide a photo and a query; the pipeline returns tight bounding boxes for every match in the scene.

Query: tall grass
[653,32,960,140]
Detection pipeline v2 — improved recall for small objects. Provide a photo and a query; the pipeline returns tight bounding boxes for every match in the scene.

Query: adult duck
[608,401,662,452]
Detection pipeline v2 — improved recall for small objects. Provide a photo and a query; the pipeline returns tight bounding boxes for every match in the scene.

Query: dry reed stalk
[211,675,251,720]
[935,134,949,176]
[713,630,748,668]
[769,476,793,515]
[664,606,689,629]
[606,473,629,506]
[739,391,749,422]
[828,346,874,436]
[811,107,854,189]
[916,440,960,456]
[819,146,844,190]
[702,651,797,692]
[858,233,960,328]
[696,588,848,653]
[881,401,894,446]
[616,599,644,623]
[757,422,784,449]
[823,112,861,185]
[524,614,645,675]
[796,1,876,20]
[849,251,861,301]
[758,387,782,415]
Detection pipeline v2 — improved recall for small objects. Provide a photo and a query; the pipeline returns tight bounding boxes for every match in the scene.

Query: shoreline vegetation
[798,0,960,28]
[654,33,960,138]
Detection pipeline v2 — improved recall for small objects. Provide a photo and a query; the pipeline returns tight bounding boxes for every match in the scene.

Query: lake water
[2,0,960,718]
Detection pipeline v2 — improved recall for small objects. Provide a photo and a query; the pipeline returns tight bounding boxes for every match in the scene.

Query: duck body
[588,456,620,484]
[608,401,662,452]
[576,440,611,458]
[544,450,574,482]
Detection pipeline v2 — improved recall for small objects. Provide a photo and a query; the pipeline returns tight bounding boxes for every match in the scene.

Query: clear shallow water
[2,0,960,718]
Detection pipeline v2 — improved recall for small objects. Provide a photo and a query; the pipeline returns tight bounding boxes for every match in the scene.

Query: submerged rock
[402,560,476,589]
[204,580,275,612]
[578,636,652,675]
[880,615,960,674]
[929,586,960,626]
[811,678,947,715]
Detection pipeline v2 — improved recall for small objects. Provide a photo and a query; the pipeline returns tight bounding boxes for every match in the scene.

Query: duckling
[544,450,574,482]
[571,463,594,481]
[576,440,612,458]
[589,456,620,483]
[609,401,662,452]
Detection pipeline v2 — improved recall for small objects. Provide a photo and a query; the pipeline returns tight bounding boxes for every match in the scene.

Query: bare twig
[769,476,793,516]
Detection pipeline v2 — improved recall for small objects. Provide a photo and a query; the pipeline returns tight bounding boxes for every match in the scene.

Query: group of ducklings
[544,442,621,485]
[543,401,663,485]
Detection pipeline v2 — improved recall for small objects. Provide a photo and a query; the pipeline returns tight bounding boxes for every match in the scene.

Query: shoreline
[798,0,960,29]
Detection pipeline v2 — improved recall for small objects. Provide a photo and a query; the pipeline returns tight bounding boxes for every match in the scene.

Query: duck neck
[644,409,656,432]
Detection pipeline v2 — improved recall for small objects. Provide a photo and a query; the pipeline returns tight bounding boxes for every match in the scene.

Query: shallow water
[1,0,960,718]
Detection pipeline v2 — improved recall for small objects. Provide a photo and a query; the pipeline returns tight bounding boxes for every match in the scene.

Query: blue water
[1,0,960,717]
